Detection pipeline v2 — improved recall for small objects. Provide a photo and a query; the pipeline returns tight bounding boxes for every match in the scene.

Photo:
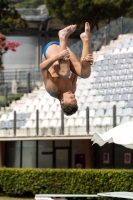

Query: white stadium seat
[29,112,36,120]
[7,112,14,121]
[116,108,123,116]
[122,108,133,116]
[45,112,54,119]
[19,106,28,113]
[49,104,59,112]
[40,119,49,128]
[120,116,133,124]
[35,105,43,111]
[95,109,104,117]
[0,114,8,121]
[92,117,102,126]
[104,109,113,117]
[53,111,61,119]
[65,118,75,127]
[78,110,86,118]
[86,95,94,103]
[39,99,47,105]
[32,99,40,106]
[27,105,36,113]
[42,105,50,112]
[25,99,33,106]
[102,117,113,126]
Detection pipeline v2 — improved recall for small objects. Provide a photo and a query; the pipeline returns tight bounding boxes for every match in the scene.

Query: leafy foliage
[0,169,133,197]
[45,0,133,31]
[0,0,28,33]
[0,93,23,105]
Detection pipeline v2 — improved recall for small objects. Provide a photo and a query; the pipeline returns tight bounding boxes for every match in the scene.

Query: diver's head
[60,91,78,116]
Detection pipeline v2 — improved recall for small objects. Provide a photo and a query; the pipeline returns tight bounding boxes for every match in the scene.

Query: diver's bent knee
[81,72,91,79]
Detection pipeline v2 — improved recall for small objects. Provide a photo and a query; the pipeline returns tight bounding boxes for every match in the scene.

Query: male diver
[40,22,93,115]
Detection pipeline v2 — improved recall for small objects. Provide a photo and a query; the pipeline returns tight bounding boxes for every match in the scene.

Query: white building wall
[3,36,38,70]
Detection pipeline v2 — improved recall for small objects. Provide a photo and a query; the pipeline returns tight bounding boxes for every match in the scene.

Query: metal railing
[16,5,49,21]
[0,69,42,107]
[0,105,116,137]
[70,16,133,56]
[16,5,48,16]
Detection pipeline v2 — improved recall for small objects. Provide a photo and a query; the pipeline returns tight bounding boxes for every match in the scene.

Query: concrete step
[27,93,37,98]
[5,107,13,112]
[20,96,29,101]
[39,86,45,91]
[32,90,42,94]
[16,100,26,104]
[118,34,133,39]
[13,104,25,108]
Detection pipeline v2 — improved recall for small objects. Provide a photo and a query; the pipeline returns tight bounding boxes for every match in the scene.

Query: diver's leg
[56,25,77,78]
[68,22,93,78]
[46,25,77,78]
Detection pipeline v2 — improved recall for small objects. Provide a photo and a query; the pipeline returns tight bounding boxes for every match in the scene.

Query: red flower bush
[0,32,20,70]
[5,41,20,51]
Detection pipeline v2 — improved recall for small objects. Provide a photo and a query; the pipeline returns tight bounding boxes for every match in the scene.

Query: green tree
[44,0,133,31]
[0,0,28,33]
[126,1,133,18]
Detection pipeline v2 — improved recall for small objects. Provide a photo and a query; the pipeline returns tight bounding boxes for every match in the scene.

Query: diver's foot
[80,22,90,41]
[58,25,77,40]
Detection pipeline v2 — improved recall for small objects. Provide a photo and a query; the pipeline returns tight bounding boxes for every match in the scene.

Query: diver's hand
[59,49,70,60]
[83,54,93,65]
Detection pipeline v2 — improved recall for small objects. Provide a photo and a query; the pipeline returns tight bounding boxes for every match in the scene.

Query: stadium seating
[1,33,133,137]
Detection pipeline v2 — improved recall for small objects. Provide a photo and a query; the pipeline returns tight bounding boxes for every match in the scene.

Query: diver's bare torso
[41,63,77,98]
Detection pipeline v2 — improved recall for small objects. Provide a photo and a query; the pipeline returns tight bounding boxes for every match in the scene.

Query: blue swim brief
[43,41,60,58]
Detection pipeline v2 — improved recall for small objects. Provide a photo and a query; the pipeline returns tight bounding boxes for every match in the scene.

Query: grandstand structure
[1,17,133,169]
